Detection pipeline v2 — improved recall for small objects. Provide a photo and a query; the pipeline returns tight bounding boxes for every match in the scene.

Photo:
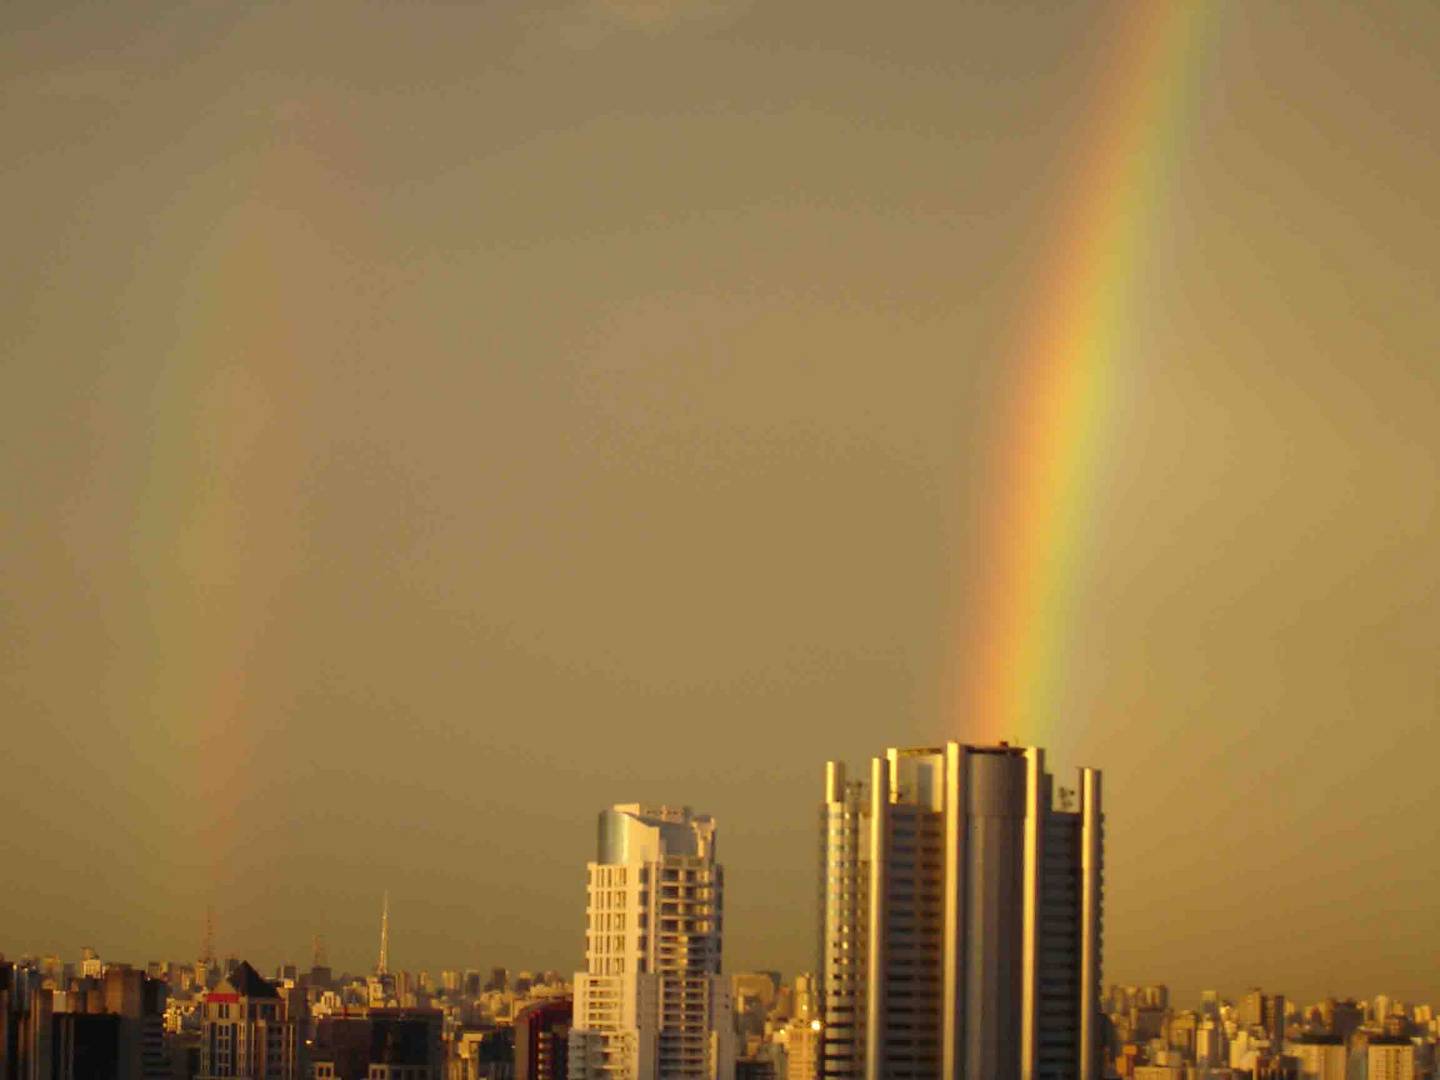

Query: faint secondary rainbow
[958,4,1218,743]
[128,94,367,895]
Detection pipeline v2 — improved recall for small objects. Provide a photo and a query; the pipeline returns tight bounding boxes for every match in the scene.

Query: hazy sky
[2,0,1437,1006]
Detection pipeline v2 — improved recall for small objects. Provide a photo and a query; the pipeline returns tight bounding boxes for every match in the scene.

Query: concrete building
[1320,999,1363,1041]
[196,961,302,1079]
[1368,1036,1416,1080]
[1242,990,1266,1030]
[819,743,1103,1080]
[819,766,868,1080]
[100,967,170,1080]
[516,998,573,1080]
[735,1059,777,1080]
[1195,1016,1226,1067]
[1,960,170,1080]
[311,1007,442,1080]
[569,804,735,1080]
[781,974,822,1080]
[1287,1033,1345,1080]
[52,1010,121,1079]
[1263,994,1287,1050]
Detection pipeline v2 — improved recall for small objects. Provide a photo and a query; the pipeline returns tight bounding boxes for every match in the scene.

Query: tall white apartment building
[819,743,1103,1080]
[570,804,735,1080]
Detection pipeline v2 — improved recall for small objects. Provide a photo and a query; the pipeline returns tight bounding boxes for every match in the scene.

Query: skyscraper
[569,804,735,1080]
[819,743,1103,1080]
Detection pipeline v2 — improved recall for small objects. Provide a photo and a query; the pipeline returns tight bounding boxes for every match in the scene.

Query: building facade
[819,769,868,1080]
[311,1007,442,1080]
[1368,1037,1417,1080]
[516,998,573,1080]
[196,961,302,1080]
[1287,1034,1345,1080]
[783,975,823,1080]
[569,804,735,1080]
[1,960,168,1080]
[819,743,1103,1080]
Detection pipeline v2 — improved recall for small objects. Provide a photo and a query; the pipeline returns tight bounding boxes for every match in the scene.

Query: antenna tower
[376,892,390,975]
[312,933,328,970]
[201,905,215,964]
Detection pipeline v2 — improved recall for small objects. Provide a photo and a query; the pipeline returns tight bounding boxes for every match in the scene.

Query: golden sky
[2,0,1437,1002]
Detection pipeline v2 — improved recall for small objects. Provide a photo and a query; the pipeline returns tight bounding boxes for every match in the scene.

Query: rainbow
[130,97,362,899]
[957,3,1217,742]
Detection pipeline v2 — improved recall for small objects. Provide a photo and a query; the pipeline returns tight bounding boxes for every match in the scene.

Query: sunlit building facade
[197,961,302,1080]
[819,743,1103,1080]
[785,974,824,1080]
[1287,1033,1345,1080]
[1368,1037,1417,1080]
[569,804,735,1080]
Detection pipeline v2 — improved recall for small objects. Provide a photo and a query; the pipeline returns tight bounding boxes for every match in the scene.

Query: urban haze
[2,0,1438,1038]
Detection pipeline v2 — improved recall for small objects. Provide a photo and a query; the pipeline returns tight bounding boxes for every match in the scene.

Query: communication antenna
[376,892,390,976]
[201,905,216,964]
[312,934,328,969]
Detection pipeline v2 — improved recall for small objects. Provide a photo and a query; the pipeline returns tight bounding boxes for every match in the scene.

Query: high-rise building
[196,961,303,1079]
[784,975,823,1080]
[1368,1036,1416,1080]
[1195,1017,1226,1067]
[80,949,103,980]
[819,766,869,1080]
[1288,1033,1345,1080]
[1,960,168,1080]
[819,743,1103,1080]
[103,967,170,1079]
[1243,989,1266,1030]
[1262,994,1287,1052]
[516,998,573,1080]
[569,804,735,1080]
[1319,999,1363,1040]
[1164,1011,1197,1060]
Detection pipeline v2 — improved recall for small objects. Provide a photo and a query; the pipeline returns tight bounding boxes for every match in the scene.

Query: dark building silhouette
[54,1012,121,1080]
[312,1008,442,1080]
[2,960,168,1080]
[736,1059,778,1080]
[514,999,572,1080]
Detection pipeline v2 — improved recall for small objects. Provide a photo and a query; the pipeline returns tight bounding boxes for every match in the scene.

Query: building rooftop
[218,960,280,1000]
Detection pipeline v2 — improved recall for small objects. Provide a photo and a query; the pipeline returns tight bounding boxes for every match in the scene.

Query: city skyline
[3,0,1438,1013]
